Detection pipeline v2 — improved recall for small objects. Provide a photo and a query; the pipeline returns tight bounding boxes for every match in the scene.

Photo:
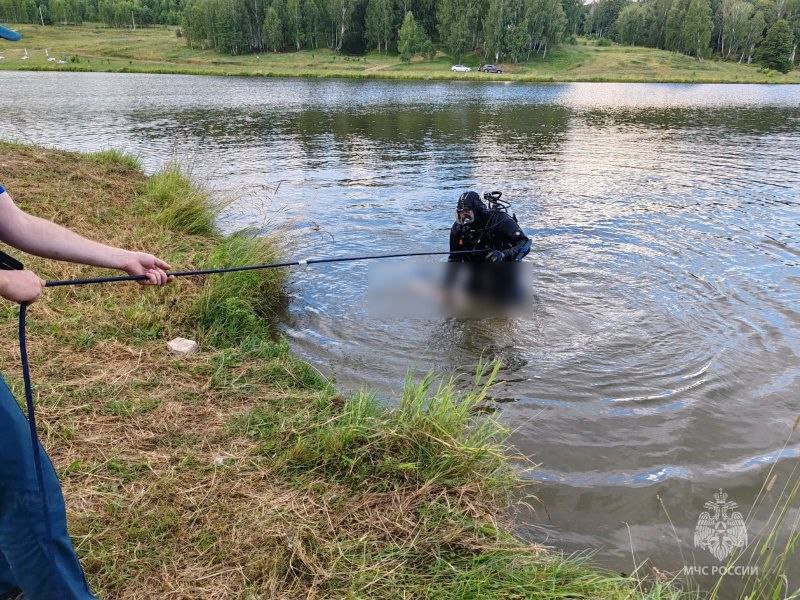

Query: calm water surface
[2,72,799,591]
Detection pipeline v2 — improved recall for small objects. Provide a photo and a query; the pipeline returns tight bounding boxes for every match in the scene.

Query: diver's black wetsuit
[448,195,531,262]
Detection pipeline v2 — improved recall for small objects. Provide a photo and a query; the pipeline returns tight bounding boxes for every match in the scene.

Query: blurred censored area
[366,262,533,319]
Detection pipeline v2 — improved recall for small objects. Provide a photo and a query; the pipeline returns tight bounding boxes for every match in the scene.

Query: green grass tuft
[193,233,284,346]
[144,166,218,236]
[88,149,142,171]
[280,361,514,492]
[327,501,689,600]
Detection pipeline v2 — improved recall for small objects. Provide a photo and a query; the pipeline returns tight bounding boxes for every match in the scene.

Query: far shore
[1,24,799,84]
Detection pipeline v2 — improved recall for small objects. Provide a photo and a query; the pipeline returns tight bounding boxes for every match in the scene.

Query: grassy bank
[1,24,799,83]
[0,141,690,598]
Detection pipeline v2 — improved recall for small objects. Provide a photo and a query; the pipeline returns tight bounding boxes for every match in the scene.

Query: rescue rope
[17,248,483,571]
[18,302,59,575]
[43,250,474,287]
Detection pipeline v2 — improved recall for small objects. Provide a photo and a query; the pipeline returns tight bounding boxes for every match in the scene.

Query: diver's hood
[456,191,487,215]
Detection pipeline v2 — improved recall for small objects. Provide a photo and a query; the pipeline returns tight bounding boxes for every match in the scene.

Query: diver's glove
[486,250,504,263]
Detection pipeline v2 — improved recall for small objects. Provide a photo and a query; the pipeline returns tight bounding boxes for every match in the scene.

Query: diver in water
[446,191,531,314]
[449,191,531,263]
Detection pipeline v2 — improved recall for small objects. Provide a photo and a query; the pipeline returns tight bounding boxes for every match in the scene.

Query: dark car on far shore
[479,64,503,73]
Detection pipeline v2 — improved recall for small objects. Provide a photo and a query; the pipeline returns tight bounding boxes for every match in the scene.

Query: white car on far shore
[450,64,471,72]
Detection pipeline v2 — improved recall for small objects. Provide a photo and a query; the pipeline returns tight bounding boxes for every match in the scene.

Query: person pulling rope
[0,176,174,600]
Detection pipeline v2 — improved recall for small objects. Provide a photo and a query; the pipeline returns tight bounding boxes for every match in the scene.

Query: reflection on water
[2,72,799,591]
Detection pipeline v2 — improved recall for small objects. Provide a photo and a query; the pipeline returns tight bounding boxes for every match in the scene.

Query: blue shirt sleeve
[0,184,5,194]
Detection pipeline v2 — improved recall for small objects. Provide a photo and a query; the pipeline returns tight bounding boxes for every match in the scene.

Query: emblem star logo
[694,489,748,561]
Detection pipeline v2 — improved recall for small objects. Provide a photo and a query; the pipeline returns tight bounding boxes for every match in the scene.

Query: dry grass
[0,142,688,599]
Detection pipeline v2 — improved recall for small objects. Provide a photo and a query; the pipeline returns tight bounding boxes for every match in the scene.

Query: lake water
[2,71,799,592]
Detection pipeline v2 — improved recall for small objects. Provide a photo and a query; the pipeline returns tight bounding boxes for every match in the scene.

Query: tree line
[178,0,582,59]
[589,0,798,70]
[2,0,796,70]
[0,0,182,27]
[177,0,798,70]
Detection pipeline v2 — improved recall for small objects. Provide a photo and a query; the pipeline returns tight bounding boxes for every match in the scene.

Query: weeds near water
[279,361,515,493]
[705,416,800,599]
[139,164,285,347]
[232,360,689,599]
[332,543,682,599]
[145,165,219,235]
[193,233,284,346]
[88,149,142,171]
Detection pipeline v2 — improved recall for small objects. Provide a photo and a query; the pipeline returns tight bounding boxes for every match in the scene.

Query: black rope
[19,303,64,597]
[18,303,52,540]
[44,250,478,287]
[18,247,484,575]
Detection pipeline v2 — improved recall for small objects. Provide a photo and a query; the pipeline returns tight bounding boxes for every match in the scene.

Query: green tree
[682,0,712,57]
[285,0,302,49]
[666,0,690,50]
[397,10,433,59]
[302,0,323,48]
[721,0,755,58]
[218,0,248,53]
[526,0,565,56]
[365,0,393,51]
[721,0,744,57]
[784,0,800,64]
[585,0,628,38]
[51,0,84,23]
[507,16,531,60]
[437,0,477,61]
[242,0,265,49]
[561,0,582,35]
[181,0,208,48]
[644,0,672,48]
[262,4,283,50]
[754,0,777,27]
[616,2,646,44]
[397,9,416,58]
[543,0,567,54]
[743,8,765,61]
[709,0,723,50]
[757,18,794,70]
[328,0,355,50]
[418,25,434,56]
[482,0,507,61]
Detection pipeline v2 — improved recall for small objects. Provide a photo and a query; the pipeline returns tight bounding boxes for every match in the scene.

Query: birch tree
[437,0,478,61]
[682,0,712,57]
[482,0,507,61]
[285,0,302,48]
[329,0,355,50]
[365,0,393,51]
[757,17,793,68]
[617,2,647,44]
[262,4,283,49]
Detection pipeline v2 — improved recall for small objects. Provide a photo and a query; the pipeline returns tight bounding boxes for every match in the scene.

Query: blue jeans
[0,375,95,599]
